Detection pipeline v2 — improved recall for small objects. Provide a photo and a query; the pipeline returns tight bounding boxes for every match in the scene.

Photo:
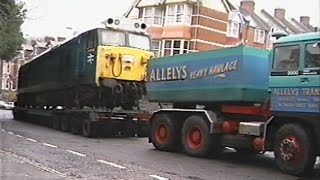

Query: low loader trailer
[13,106,150,138]
[147,33,320,176]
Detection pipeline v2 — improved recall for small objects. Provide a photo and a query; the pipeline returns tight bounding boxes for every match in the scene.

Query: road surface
[0,110,319,180]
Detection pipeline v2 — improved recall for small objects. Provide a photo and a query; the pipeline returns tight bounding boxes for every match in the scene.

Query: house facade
[126,0,317,57]
[0,36,65,100]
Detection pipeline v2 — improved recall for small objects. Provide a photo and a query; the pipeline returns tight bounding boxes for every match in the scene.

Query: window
[270,27,282,33]
[165,4,193,25]
[3,62,11,74]
[152,40,162,57]
[11,80,17,91]
[254,29,266,44]
[128,33,151,50]
[162,40,189,56]
[227,22,240,38]
[87,30,97,49]
[3,79,10,90]
[143,8,153,24]
[143,7,164,25]
[100,30,126,46]
[305,42,320,68]
[273,45,300,71]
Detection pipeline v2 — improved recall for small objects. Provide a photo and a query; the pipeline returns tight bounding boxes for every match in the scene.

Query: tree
[0,0,26,60]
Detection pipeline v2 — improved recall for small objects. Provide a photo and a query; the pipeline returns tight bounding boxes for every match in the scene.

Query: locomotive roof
[21,27,149,69]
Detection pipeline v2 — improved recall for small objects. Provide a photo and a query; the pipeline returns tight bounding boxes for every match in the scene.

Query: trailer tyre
[274,124,316,176]
[150,114,179,151]
[52,116,61,130]
[182,115,221,157]
[60,116,70,132]
[82,120,98,138]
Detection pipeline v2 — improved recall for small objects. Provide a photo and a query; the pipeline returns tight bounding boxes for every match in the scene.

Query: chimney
[274,8,286,20]
[300,16,310,26]
[240,0,255,13]
[57,37,66,42]
[44,36,55,43]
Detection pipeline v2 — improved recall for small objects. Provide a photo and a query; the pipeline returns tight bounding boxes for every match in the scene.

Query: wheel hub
[280,137,301,161]
[159,127,167,138]
[188,127,202,149]
[156,124,169,144]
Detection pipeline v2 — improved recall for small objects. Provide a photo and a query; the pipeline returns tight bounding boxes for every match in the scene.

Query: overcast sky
[20,0,319,38]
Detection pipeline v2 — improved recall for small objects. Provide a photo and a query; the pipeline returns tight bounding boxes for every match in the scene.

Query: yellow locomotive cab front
[96,46,153,82]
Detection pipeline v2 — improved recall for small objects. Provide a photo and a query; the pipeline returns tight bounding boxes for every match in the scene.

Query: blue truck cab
[268,32,320,175]
[270,32,320,115]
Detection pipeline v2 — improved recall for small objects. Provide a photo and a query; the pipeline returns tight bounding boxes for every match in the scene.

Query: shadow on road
[150,148,320,180]
[215,151,319,179]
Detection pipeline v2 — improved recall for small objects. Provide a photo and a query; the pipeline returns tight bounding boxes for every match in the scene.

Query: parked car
[0,101,14,110]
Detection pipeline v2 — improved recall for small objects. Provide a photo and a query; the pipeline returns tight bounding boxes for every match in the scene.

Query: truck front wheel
[182,115,221,157]
[274,124,316,176]
[150,114,179,151]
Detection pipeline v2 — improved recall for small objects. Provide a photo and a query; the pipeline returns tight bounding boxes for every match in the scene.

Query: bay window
[254,28,266,44]
[165,4,193,25]
[162,40,189,56]
[152,40,162,57]
[227,22,240,38]
[143,7,164,25]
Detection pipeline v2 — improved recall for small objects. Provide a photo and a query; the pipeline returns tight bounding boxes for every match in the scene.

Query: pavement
[0,109,319,180]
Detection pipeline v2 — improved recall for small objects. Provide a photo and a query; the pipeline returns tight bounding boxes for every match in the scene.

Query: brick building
[126,0,318,57]
[0,36,66,100]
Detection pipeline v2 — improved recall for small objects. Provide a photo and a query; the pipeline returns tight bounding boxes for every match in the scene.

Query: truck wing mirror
[312,41,320,48]
[272,31,288,40]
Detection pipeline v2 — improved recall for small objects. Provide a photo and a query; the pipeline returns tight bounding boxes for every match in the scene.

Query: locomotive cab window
[100,29,125,46]
[128,33,151,50]
[273,45,300,71]
[87,30,97,49]
[305,42,320,68]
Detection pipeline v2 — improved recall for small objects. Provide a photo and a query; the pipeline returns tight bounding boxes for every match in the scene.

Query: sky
[20,0,319,38]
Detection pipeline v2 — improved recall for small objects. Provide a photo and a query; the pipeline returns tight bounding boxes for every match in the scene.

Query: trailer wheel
[52,116,61,130]
[13,109,24,121]
[182,115,221,157]
[71,118,81,135]
[82,120,98,138]
[150,114,178,151]
[60,116,70,132]
[274,124,316,176]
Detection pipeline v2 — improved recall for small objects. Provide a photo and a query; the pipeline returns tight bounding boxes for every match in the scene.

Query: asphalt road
[0,110,319,180]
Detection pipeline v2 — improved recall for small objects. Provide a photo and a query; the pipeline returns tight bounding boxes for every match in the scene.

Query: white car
[0,101,14,110]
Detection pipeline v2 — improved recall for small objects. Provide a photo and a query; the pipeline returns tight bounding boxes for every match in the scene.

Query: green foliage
[0,0,26,60]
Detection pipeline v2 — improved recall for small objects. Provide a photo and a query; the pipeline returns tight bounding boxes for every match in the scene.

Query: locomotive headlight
[115,19,121,25]
[122,55,135,64]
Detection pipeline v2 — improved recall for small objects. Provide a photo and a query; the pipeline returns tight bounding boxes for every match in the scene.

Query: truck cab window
[305,42,320,68]
[273,45,300,71]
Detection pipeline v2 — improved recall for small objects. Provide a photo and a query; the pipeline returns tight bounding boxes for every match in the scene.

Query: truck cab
[270,32,320,115]
[268,32,320,175]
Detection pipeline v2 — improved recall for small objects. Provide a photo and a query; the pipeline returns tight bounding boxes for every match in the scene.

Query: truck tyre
[182,115,221,157]
[137,125,149,137]
[82,120,98,138]
[150,114,179,151]
[274,124,316,176]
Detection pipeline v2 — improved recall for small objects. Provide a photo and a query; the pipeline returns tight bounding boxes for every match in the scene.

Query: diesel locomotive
[17,18,154,110]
